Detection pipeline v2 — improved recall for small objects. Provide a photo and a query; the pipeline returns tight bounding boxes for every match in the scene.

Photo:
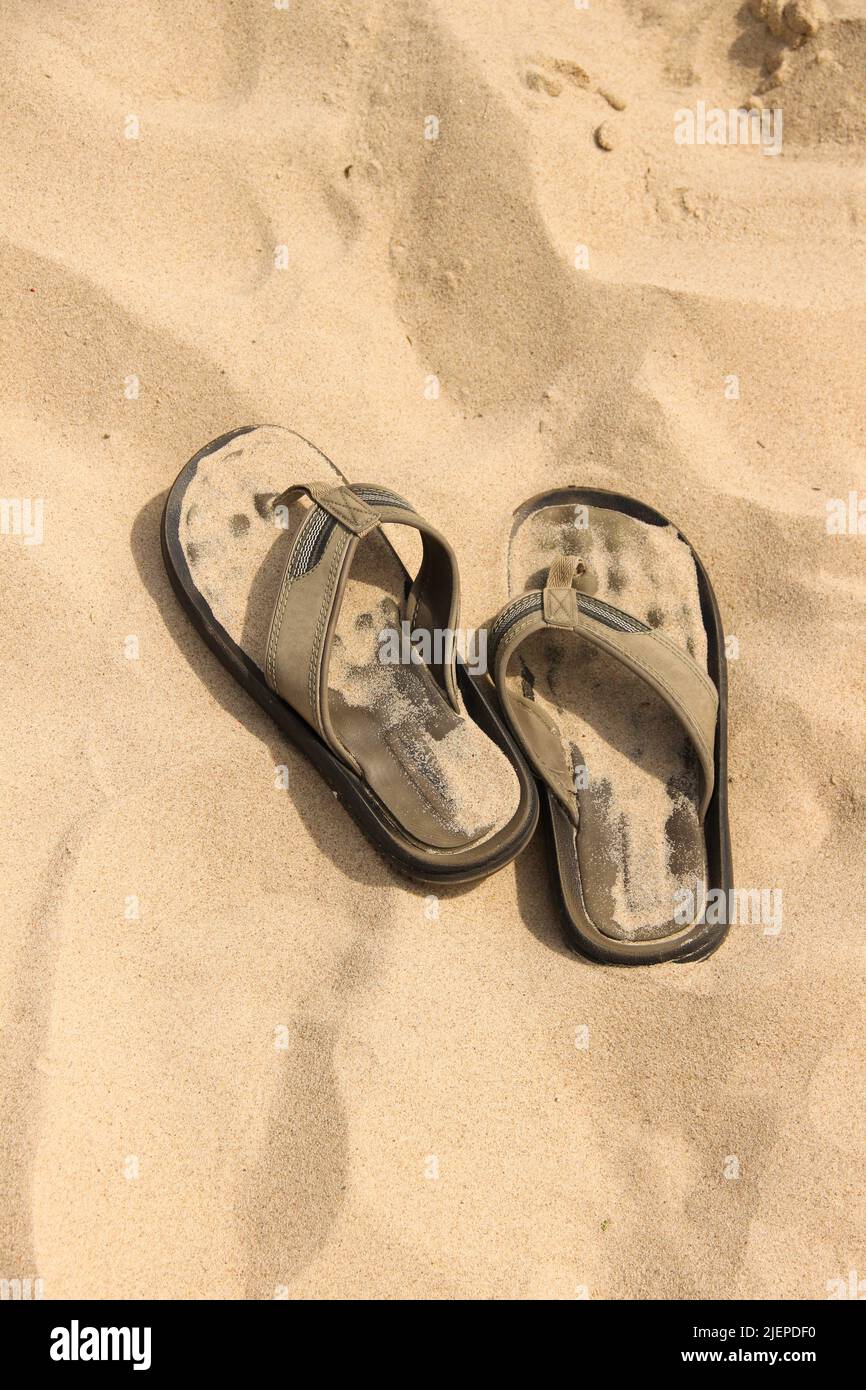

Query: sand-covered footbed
[504,502,708,940]
[0,0,864,1299]
[178,426,520,847]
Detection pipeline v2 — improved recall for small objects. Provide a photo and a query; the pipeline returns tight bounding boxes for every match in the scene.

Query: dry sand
[0,0,864,1299]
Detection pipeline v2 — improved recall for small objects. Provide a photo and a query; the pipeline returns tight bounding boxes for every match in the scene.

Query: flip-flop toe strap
[265,482,461,772]
[491,557,718,821]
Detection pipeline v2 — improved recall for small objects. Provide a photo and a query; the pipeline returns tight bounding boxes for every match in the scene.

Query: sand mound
[756,17,866,143]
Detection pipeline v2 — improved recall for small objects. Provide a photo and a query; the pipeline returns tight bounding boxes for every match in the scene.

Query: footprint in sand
[524,55,628,152]
[523,55,591,98]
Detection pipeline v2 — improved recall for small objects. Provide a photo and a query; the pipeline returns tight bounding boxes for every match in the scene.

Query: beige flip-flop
[489,487,732,964]
[162,426,538,883]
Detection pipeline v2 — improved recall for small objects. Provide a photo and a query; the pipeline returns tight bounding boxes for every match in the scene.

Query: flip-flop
[488,487,732,964]
[161,426,538,884]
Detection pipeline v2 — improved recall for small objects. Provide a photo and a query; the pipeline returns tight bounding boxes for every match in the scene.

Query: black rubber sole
[508,486,733,965]
[161,428,539,886]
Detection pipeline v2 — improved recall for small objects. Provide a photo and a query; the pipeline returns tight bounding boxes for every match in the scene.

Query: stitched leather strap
[491,559,718,821]
[273,482,380,537]
[265,482,461,771]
